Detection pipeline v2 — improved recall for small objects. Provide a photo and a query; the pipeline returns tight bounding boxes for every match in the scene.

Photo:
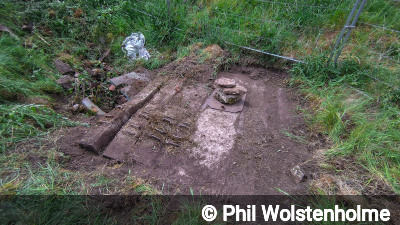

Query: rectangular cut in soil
[102,79,210,162]
[120,79,149,100]
[78,78,164,154]
[102,79,179,161]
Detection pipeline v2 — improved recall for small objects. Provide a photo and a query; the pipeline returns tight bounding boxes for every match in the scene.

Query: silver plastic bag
[122,32,150,60]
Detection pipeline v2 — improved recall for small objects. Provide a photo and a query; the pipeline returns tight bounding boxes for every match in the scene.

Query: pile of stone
[214,78,247,104]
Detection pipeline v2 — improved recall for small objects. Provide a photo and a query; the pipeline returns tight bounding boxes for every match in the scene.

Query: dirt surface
[56,59,322,195]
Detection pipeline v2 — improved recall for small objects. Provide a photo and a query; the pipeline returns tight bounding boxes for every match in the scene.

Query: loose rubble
[82,97,106,116]
[291,166,306,183]
[72,104,80,112]
[54,59,74,75]
[56,75,74,89]
[214,77,247,105]
[110,72,150,100]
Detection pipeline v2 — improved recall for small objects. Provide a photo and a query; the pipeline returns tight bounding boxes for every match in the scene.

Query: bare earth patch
[55,60,323,195]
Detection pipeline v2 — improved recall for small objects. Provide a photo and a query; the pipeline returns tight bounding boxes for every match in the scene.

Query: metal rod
[328,0,361,64]
[225,42,306,64]
[333,0,367,65]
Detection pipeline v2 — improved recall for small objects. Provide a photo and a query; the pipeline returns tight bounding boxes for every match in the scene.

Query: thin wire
[359,22,400,34]
[254,0,351,10]
[364,74,400,91]
[130,7,157,19]
[348,43,400,63]
[130,4,195,36]
[345,84,373,99]
[131,2,398,89]
[208,23,326,55]
[207,23,283,44]
[130,4,307,64]
[208,9,336,32]
[225,41,306,64]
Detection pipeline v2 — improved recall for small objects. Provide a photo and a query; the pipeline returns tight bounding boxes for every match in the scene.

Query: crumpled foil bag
[122,32,150,60]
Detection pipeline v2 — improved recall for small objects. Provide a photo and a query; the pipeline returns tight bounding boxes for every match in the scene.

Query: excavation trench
[70,65,313,195]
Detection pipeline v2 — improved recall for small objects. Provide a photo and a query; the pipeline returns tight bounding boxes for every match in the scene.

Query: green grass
[0,195,115,224]
[291,58,400,193]
[0,104,82,152]
[0,35,61,103]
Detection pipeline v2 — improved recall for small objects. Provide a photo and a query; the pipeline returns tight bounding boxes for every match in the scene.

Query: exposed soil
[56,58,324,195]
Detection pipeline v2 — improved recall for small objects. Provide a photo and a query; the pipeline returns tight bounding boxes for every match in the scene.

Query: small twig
[74,78,80,100]
[0,24,19,40]
[98,48,110,62]
[139,113,149,119]
[130,124,141,129]
[163,117,173,124]
[123,130,136,136]
[149,134,162,142]
[37,34,51,46]
[178,123,189,129]
[155,127,166,134]
[81,80,85,100]
[172,135,183,139]
[165,140,180,147]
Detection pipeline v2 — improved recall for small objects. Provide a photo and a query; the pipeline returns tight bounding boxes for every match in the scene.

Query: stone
[21,22,34,32]
[214,77,236,88]
[116,95,127,105]
[206,89,246,112]
[241,68,252,74]
[56,75,74,89]
[291,166,306,183]
[82,97,106,116]
[249,72,259,80]
[110,72,149,87]
[54,59,74,75]
[250,70,266,80]
[91,68,104,76]
[215,91,239,105]
[72,104,80,111]
[222,85,247,96]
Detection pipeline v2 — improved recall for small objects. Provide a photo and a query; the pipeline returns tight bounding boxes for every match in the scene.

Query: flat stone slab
[54,59,74,75]
[56,75,74,89]
[214,77,236,88]
[206,89,246,113]
[110,72,149,86]
[82,97,106,116]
